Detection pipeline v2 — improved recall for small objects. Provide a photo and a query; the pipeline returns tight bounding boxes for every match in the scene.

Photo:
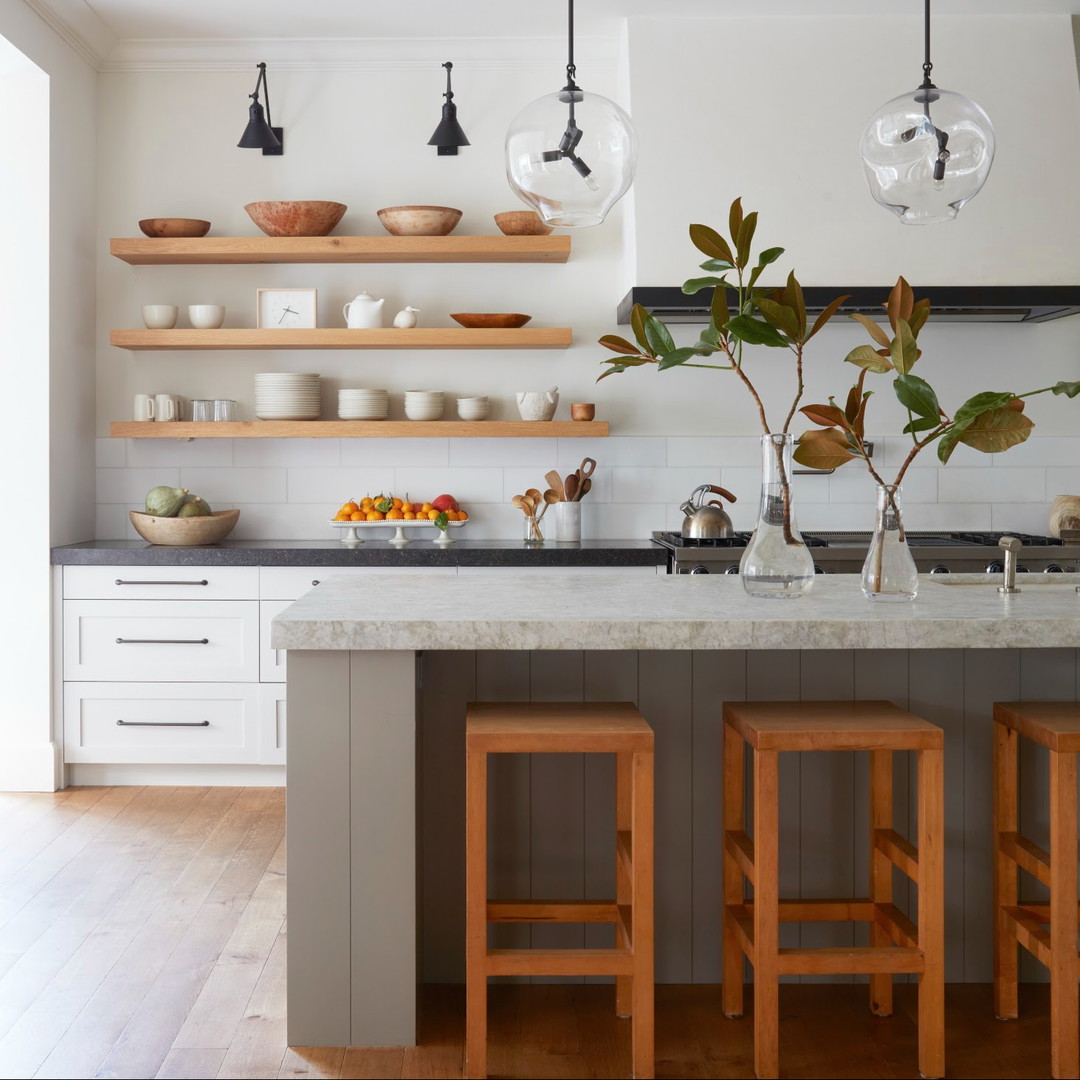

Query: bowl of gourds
[130,486,239,546]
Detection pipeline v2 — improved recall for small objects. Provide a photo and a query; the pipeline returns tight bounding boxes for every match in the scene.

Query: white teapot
[393,306,420,329]
[343,291,385,329]
[516,386,559,421]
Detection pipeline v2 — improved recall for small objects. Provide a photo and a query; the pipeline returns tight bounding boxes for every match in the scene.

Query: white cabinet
[260,599,291,682]
[259,564,456,600]
[64,564,258,600]
[259,684,287,765]
[456,565,661,576]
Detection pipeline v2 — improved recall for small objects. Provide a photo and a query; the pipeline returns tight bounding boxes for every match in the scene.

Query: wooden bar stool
[993,701,1080,1080]
[722,700,945,1080]
[465,702,654,1080]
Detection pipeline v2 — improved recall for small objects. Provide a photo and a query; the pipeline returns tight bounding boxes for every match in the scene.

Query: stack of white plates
[404,389,444,421]
[339,388,389,420]
[255,372,321,420]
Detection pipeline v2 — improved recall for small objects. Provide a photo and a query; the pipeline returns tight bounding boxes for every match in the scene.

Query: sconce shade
[238,99,281,150]
[428,103,470,149]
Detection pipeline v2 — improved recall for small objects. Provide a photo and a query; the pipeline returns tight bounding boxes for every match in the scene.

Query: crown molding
[100,34,617,73]
[21,0,113,68]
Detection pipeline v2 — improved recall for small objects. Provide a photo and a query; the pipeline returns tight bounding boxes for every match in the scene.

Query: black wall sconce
[427,62,469,156]
[237,62,283,156]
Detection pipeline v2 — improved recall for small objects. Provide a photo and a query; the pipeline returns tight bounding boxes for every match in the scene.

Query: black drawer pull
[115,637,209,645]
[114,579,209,586]
[116,720,210,728]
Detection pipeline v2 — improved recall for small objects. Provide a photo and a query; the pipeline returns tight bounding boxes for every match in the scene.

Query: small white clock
[257,288,317,329]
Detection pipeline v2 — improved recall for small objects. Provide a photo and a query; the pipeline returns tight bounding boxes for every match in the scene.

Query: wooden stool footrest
[778,945,925,976]
[726,903,754,957]
[874,828,919,882]
[998,831,1051,886]
[778,899,874,922]
[485,947,635,977]
[487,900,618,923]
[876,902,919,948]
[1002,905,1052,967]
[725,829,755,884]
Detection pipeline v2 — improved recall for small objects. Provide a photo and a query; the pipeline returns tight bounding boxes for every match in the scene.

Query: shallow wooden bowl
[1049,495,1080,539]
[244,201,347,237]
[377,205,462,236]
[129,509,240,546]
[138,218,211,238]
[493,211,553,236]
[450,313,532,329]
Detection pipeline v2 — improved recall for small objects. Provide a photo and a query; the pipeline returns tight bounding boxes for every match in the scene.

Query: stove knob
[986,560,1004,574]
[724,566,740,575]
[1045,564,1064,573]
[1018,564,1030,573]
[813,564,825,574]
[929,565,951,574]
[690,565,711,575]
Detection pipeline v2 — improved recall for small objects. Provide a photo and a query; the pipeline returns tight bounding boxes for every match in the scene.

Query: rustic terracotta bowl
[493,211,553,236]
[138,218,211,238]
[244,201,347,237]
[450,313,532,329]
[377,205,462,236]
[129,509,240,546]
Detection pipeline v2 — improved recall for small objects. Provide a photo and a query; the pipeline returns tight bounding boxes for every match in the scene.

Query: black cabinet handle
[116,720,210,728]
[114,579,209,586]
[115,637,209,645]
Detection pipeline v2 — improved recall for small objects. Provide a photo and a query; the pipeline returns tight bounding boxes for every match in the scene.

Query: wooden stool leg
[1049,748,1079,1080]
[917,746,945,1080]
[993,719,1020,1020]
[631,749,655,1080]
[722,723,746,1019]
[465,748,488,1080]
[753,747,780,1080]
[616,751,633,1019]
[869,749,894,1018]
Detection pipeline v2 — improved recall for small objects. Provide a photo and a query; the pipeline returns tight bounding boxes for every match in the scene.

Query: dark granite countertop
[52,538,667,568]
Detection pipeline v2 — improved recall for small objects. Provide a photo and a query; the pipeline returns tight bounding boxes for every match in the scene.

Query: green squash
[144,485,189,517]
[178,496,212,517]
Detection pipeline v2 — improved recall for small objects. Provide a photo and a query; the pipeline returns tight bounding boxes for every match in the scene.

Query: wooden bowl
[494,211,553,236]
[138,218,211,238]
[450,313,532,329]
[1049,495,1080,538]
[244,201,347,237]
[129,509,240,546]
[377,205,462,236]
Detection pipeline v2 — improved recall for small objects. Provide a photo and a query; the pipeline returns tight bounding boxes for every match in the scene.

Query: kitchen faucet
[997,536,1022,594]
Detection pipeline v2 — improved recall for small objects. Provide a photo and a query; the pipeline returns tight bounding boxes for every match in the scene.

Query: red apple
[432,493,459,513]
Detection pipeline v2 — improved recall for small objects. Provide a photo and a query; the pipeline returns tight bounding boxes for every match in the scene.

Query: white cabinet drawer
[456,565,662,576]
[259,565,456,601]
[64,682,260,764]
[64,601,259,682]
[65,565,258,601]
[260,599,291,682]
[259,683,286,764]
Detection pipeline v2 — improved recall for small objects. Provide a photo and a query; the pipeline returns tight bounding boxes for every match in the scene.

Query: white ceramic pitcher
[343,291,385,329]
[515,386,559,421]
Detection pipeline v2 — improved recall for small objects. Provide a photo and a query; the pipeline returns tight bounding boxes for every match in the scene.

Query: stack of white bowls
[339,388,389,420]
[254,372,321,420]
[403,389,444,421]
[457,396,490,421]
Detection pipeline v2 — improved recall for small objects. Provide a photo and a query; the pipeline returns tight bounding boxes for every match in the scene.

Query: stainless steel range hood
[617,286,1080,325]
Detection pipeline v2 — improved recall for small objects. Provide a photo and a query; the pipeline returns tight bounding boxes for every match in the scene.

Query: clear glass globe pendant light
[860,0,994,224]
[505,0,637,227]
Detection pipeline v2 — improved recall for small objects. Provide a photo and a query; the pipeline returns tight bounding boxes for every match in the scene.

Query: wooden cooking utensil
[576,478,592,500]
[545,470,565,501]
[564,473,579,502]
[512,495,533,516]
[578,457,597,480]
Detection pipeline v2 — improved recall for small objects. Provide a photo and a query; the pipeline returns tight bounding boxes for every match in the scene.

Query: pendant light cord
[565,0,578,88]
[921,0,934,89]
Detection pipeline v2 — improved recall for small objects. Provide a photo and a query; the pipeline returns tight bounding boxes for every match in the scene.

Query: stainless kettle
[680,484,737,539]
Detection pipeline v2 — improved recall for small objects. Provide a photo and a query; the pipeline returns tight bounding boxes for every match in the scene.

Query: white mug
[133,393,155,422]
[188,304,226,329]
[154,393,178,422]
[143,304,178,330]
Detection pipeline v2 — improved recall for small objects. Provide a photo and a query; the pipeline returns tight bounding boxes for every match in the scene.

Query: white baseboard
[0,741,62,791]
[66,762,286,787]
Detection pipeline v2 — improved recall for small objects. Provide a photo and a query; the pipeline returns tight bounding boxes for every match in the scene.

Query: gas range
[652,530,1080,575]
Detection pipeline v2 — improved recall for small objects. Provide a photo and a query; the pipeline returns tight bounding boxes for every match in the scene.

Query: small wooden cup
[570,403,596,421]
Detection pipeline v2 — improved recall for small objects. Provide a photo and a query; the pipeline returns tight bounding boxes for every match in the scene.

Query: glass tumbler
[191,399,213,422]
[213,399,237,421]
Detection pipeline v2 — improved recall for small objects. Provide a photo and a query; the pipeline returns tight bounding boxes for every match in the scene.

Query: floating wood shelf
[110,421,609,439]
[110,235,571,265]
[110,328,572,351]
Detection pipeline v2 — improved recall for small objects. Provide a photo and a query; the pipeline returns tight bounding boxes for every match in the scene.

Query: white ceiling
[39,0,1080,45]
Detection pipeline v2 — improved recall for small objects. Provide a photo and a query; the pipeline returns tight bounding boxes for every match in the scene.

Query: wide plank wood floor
[0,787,1060,1079]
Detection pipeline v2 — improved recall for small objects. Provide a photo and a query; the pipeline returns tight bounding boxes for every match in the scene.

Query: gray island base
[271,572,1080,1046]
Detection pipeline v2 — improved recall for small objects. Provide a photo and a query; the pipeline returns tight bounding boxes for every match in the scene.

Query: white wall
[94,15,1080,544]
[0,0,97,790]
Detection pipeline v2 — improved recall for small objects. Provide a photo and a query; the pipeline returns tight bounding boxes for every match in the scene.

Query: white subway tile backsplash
[235,438,341,467]
[285,467,397,506]
[450,438,558,467]
[503,467,613,503]
[900,503,993,531]
[393,468,504,504]
[798,504,881,531]
[666,436,760,469]
[588,503,669,540]
[828,466,937,504]
[938,467,1045,503]
[611,467,713,504]
[95,438,126,468]
[990,503,1055,533]
[558,437,666,468]
[97,467,179,503]
[994,436,1080,468]
[341,438,449,467]
[879,435,983,469]
[718,467,760,504]
[95,503,132,540]
[1046,467,1080,494]
[126,437,234,468]
[231,502,333,541]
[179,467,287,504]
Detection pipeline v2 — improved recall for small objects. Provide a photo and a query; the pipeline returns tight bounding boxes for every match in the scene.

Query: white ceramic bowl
[404,402,444,421]
[457,396,490,421]
[188,304,226,329]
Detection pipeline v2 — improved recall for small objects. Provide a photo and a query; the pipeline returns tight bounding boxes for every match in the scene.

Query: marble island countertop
[270,571,1080,652]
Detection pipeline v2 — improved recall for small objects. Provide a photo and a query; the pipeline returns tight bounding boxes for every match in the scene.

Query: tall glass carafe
[861,483,919,601]
[740,433,815,598]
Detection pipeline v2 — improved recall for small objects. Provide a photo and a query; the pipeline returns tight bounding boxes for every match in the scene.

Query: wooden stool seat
[723,700,945,1080]
[466,702,654,1079]
[994,702,1080,1079]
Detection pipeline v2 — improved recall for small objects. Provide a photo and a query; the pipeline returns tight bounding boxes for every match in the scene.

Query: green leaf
[753,297,799,340]
[724,314,788,348]
[657,346,700,370]
[644,314,676,357]
[849,311,891,348]
[936,423,969,464]
[908,298,931,337]
[902,415,941,435]
[728,198,744,243]
[800,402,848,428]
[697,323,722,350]
[630,304,652,355]
[374,497,393,514]
[746,264,765,289]
[807,294,851,341]
[756,246,784,268]
[793,429,858,470]
[953,390,1016,426]
[886,276,914,332]
[710,285,730,332]
[689,223,734,264]
[782,271,807,339]
[1052,380,1080,398]
[845,344,893,374]
[434,511,449,531]
[597,334,641,356]
[958,405,1034,454]
[893,373,941,420]
[699,258,735,272]
[735,211,758,268]
[682,276,730,295]
[889,318,919,375]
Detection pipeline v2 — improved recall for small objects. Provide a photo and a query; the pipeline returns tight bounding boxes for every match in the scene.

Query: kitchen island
[271,572,1080,1046]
